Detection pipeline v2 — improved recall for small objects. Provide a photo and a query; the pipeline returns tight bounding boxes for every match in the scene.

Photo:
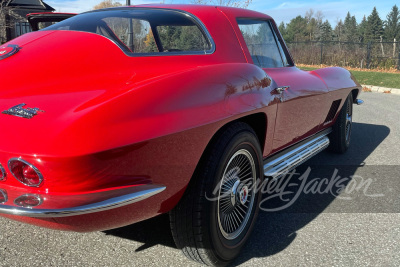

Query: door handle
[275,86,290,93]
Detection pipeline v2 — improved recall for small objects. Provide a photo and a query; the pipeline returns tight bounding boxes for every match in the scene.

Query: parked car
[0,5,363,266]
[27,12,77,31]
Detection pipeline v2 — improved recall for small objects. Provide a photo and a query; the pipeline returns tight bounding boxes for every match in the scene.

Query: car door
[237,19,330,154]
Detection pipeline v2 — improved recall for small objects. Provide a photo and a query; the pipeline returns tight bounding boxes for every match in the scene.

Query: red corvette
[0,5,363,265]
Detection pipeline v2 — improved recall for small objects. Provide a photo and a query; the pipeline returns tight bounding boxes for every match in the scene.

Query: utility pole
[127,0,133,51]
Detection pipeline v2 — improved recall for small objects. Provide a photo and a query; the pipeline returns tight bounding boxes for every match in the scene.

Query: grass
[298,66,400,89]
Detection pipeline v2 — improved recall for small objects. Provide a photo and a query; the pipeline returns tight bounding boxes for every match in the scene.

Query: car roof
[100,4,272,20]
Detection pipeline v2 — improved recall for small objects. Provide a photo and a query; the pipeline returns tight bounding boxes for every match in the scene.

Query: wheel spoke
[217,148,257,240]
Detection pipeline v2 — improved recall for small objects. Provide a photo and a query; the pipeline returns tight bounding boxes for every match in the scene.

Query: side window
[102,18,155,53]
[45,9,214,56]
[156,25,210,52]
[238,19,284,68]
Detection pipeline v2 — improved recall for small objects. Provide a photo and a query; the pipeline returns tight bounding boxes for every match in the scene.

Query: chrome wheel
[170,122,262,265]
[217,149,256,240]
[345,99,352,143]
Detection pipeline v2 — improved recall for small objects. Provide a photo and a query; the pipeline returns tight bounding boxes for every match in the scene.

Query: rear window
[44,8,214,56]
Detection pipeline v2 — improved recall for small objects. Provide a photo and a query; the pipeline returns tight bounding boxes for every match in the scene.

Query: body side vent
[324,100,341,124]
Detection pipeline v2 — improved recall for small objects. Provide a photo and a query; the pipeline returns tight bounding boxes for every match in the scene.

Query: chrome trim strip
[356,99,364,105]
[8,158,44,187]
[0,185,166,218]
[264,130,331,179]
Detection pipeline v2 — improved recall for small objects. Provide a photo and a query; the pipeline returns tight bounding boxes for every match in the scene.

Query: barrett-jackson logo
[0,44,20,60]
[2,104,44,119]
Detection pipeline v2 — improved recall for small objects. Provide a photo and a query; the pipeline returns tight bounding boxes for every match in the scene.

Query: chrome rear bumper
[0,184,165,218]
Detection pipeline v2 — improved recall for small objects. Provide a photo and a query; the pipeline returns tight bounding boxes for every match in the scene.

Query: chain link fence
[286,41,400,70]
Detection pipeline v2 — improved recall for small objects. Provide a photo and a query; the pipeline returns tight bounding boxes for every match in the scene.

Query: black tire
[329,93,353,153]
[169,122,263,266]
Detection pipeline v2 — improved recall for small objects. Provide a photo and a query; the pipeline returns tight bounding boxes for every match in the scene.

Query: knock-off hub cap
[239,185,249,205]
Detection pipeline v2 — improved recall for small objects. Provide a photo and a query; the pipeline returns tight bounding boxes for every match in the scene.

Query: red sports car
[0,5,363,265]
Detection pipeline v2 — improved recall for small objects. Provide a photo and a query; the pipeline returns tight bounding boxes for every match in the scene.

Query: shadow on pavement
[104,122,390,265]
[104,213,175,252]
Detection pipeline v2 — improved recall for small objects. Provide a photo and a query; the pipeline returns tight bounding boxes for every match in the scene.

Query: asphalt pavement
[0,92,399,266]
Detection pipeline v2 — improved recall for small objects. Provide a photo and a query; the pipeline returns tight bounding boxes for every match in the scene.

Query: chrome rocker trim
[0,184,165,218]
[264,129,332,180]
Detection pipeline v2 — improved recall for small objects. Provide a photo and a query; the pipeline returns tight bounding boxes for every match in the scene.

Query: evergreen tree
[318,20,333,41]
[285,15,308,42]
[334,19,344,41]
[278,22,286,39]
[365,7,384,42]
[358,15,368,42]
[384,5,400,41]
[343,12,358,42]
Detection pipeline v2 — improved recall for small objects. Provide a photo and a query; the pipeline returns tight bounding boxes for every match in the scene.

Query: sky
[45,0,396,25]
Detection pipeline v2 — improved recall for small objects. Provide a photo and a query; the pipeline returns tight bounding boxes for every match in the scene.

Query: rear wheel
[329,93,353,153]
[170,122,263,266]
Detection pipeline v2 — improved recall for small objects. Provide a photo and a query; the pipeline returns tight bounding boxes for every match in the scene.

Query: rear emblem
[0,44,20,61]
[2,104,44,119]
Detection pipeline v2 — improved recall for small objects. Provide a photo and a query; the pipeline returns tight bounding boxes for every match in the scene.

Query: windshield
[44,8,214,55]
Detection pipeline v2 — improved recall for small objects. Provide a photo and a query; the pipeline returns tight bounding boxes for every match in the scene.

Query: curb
[362,85,400,95]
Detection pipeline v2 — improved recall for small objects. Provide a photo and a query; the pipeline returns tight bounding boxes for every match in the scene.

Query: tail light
[0,164,5,181]
[14,194,42,208]
[8,159,43,187]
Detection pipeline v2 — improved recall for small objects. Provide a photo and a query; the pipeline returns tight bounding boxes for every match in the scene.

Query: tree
[305,9,323,41]
[144,30,158,52]
[318,20,333,41]
[358,15,368,42]
[0,0,7,43]
[384,5,400,41]
[333,19,344,41]
[343,12,358,42]
[0,0,20,44]
[365,7,384,42]
[191,0,252,9]
[278,22,286,38]
[284,15,308,42]
[93,0,122,10]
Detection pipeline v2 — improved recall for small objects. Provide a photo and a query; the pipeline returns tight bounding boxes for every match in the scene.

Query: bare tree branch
[93,0,122,10]
[1,0,13,44]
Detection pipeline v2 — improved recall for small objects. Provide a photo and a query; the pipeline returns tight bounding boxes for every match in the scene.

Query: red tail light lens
[8,159,43,187]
